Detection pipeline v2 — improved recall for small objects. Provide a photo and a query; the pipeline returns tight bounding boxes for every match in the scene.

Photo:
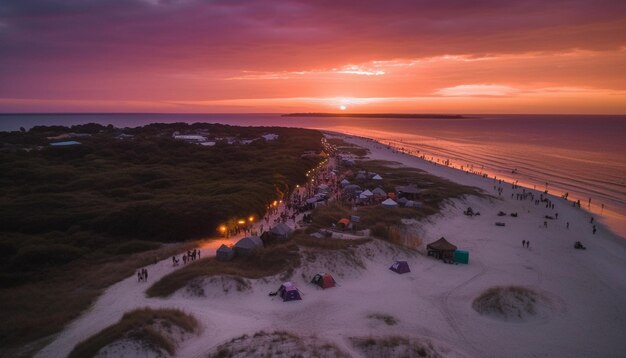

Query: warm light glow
[237,219,246,225]
[339,105,347,111]
[248,216,254,222]
[219,225,227,233]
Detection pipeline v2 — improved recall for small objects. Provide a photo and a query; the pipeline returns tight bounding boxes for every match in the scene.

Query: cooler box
[454,250,469,264]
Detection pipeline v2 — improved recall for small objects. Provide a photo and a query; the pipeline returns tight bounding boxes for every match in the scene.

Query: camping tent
[361,189,373,197]
[340,179,351,187]
[372,187,387,197]
[277,282,302,301]
[270,223,293,240]
[337,218,350,229]
[372,174,383,180]
[234,236,263,256]
[389,260,411,274]
[381,198,398,208]
[427,237,458,260]
[311,273,336,289]
[216,244,234,261]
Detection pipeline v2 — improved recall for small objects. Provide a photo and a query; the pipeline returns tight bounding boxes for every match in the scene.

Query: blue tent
[278,282,302,301]
[389,260,410,274]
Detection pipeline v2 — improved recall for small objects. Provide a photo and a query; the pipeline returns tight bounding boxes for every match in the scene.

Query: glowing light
[248,216,254,222]
[219,225,227,233]
[339,105,347,111]
[237,219,246,225]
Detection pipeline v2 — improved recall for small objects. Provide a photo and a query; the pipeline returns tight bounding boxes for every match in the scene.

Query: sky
[0,0,625,114]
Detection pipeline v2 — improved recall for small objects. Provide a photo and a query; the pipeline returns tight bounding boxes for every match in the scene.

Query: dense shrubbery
[0,122,323,284]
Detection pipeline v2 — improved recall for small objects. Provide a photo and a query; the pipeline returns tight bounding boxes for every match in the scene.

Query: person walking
[523,240,526,247]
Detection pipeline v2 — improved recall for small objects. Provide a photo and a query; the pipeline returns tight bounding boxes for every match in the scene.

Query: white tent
[381,198,398,208]
[340,179,350,187]
[372,174,383,180]
[361,189,373,197]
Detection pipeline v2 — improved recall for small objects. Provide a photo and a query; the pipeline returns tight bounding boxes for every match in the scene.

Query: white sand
[35,134,626,358]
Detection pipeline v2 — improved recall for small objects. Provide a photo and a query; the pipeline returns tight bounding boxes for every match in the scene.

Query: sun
[339,105,347,111]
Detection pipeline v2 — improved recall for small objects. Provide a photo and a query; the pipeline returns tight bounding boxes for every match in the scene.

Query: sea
[1,113,625,239]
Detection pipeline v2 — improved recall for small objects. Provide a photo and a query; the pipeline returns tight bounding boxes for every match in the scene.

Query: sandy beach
[34,133,626,358]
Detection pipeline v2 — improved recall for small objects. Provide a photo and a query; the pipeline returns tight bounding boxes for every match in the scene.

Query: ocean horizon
[2,112,625,239]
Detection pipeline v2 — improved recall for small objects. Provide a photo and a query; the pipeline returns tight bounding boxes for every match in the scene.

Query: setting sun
[339,105,347,111]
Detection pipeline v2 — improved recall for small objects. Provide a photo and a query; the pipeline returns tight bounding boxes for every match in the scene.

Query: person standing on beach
[593,225,597,235]
[590,217,594,224]
[523,240,526,247]
[566,222,570,229]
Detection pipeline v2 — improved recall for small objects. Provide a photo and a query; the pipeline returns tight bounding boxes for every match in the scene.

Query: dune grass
[68,307,199,358]
[0,241,197,357]
[367,313,398,326]
[146,242,301,298]
[292,230,371,250]
[350,336,441,358]
[472,286,542,321]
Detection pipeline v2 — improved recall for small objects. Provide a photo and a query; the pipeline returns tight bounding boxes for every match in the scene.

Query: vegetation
[147,241,301,297]
[472,286,546,321]
[68,307,199,358]
[0,122,322,352]
[327,137,369,157]
[349,336,442,358]
[207,331,349,358]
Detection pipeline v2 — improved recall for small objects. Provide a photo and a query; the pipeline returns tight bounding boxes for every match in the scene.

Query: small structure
[361,189,373,197]
[262,133,279,141]
[216,244,234,261]
[337,218,350,230]
[372,174,383,180]
[277,282,302,301]
[234,236,263,256]
[427,237,457,260]
[454,250,469,264]
[270,223,293,241]
[340,179,351,187]
[389,260,411,274]
[173,134,207,142]
[311,273,336,289]
[381,198,398,208]
[372,187,387,198]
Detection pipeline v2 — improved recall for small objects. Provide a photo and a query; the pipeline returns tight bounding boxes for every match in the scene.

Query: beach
[34,132,626,358]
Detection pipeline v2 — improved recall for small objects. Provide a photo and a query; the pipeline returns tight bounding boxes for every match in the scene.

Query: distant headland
[282,113,465,119]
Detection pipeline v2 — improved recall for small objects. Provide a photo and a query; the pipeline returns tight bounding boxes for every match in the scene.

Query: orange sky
[0,1,625,114]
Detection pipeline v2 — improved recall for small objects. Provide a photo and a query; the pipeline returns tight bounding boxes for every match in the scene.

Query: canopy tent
[427,237,458,260]
[381,198,398,208]
[389,260,411,274]
[340,179,351,187]
[270,223,293,240]
[234,236,263,256]
[317,184,330,193]
[355,173,367,180]
[372,174,383,180]
[372,187,387,197]
[361,189,373,197]
[216,244,234,261]
[277,282,302,301]
[311,273,336,289]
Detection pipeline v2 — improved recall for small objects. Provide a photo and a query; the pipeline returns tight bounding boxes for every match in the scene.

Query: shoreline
[323,129,626,242]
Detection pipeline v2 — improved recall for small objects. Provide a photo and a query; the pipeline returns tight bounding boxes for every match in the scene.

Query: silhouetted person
[566,222,570,229]
[523,240,526,247]
[590,217,594,224]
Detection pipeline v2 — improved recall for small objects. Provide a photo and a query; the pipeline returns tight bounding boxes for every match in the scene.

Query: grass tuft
[68,307,199,358]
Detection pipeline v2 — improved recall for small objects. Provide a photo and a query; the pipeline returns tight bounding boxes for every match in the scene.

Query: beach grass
[146,242,301,298]
[0,241,197,357]
[68,307,199,358]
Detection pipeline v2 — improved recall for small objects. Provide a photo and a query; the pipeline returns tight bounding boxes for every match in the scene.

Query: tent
[311,273,336,289]
[270,223,293,240]
[372,174,383,180]
[381,198,398,208]
[397,197,409,206]
[277,282,302,301]
[355,173,367,180]
[216,244,234,261]
[337,218,350,229]
[234,236,263,256]
[372,187,387,197]
[427,237,458,260]
[389,260,411,274]
[340,179,351,187]
[361,189,373,197]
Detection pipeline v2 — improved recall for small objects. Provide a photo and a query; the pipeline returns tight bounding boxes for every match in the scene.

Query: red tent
[311,273,336,289]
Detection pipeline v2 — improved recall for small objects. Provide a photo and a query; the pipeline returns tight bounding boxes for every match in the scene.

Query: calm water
[1,113,625,238]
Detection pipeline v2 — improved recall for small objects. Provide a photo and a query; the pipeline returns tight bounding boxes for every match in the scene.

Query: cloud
[435,85,518,97]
